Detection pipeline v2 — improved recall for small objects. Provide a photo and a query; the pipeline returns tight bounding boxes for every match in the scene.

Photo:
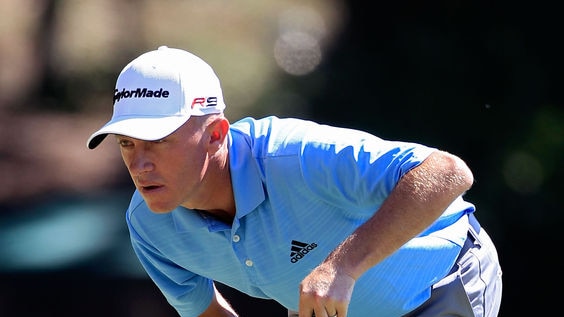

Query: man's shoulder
[230,116,317,153]
[230,116,316,133]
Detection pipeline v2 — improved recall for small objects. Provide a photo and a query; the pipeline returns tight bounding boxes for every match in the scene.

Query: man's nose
[129,150,155,175]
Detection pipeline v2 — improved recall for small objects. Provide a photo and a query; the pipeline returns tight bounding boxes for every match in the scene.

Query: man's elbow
[440,151,474,192]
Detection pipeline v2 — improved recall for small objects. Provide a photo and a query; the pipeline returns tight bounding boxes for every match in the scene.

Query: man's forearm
[324,150,474,280]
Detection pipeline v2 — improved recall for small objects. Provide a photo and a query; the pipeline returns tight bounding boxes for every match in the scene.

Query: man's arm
[298,150,474,317]
[199,285,238,317]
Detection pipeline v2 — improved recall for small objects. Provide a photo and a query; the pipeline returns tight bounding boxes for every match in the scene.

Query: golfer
[87,46,502,317]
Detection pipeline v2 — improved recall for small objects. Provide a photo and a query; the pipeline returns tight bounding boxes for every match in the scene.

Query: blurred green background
[0,0,561,316]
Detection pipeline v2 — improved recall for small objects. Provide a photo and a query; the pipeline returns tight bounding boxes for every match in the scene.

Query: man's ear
[207,117,229,153]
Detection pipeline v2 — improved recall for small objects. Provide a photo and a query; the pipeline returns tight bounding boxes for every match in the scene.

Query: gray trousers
[403,222,503,317]
[289,215,503,317]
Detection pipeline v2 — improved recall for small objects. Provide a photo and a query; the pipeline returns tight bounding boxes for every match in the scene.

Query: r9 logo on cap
[191,97,218,108]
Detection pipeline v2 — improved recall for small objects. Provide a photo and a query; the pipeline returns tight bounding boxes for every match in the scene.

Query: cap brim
[86,115,190,149]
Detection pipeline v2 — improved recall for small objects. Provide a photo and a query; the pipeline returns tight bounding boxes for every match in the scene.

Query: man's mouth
[137,182,163,192]
[142,185,160,190]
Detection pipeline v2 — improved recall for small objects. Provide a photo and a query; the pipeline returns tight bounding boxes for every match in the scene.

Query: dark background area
[1,1,561,316]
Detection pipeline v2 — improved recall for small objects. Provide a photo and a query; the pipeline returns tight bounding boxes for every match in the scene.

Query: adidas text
[290,240,317,263]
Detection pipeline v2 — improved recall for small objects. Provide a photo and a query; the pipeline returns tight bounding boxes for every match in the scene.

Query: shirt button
[245,259,253,267]
[232,235,240,242]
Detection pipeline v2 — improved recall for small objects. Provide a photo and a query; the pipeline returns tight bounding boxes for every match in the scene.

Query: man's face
[116,119,209,213]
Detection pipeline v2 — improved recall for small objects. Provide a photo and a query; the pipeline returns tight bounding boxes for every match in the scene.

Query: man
[87,46,502,317]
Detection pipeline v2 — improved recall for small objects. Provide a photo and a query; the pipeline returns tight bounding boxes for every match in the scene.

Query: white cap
[87,46,225,149]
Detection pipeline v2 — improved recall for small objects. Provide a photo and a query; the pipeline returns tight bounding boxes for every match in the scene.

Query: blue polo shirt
[126,116,475,316]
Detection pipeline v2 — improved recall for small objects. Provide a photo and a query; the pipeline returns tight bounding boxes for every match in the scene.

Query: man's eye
[118,139,132,147]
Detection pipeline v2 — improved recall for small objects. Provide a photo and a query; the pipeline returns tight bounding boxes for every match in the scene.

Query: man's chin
[143,199,177,214]
[149,207,174,214]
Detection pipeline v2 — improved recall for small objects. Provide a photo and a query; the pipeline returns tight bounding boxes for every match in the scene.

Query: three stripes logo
[290,240,318,263]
